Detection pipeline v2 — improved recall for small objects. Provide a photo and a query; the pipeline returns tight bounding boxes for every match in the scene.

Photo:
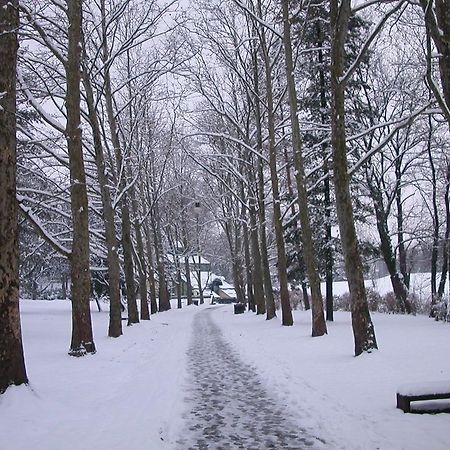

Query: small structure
[396,381,450,413]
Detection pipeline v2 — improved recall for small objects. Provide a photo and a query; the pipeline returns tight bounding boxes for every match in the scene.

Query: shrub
[432,297,449,322]
[334,292,351,311]
[289,288,304,310]
[366,288,382,312]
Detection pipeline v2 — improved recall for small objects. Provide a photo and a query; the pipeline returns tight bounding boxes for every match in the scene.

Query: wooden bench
[396,381,450,413]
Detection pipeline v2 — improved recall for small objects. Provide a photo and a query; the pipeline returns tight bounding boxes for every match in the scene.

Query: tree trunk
[250,35,275,318]
[82,58,122,338]
[152,207,171,312]
[282,0,326,336]
[243,216,255,311]
[100,0,139,326]
[258,7,292,326]
[249,197,265,314]
[421,0,450,128]
[395,161,410,290]
[330,0,377,355]
[371,189,410,313]
[144,222,158,314]
[182,223,193,306]
[427,116,439,308]
[184,256,193,305]
[437,164,450,298]
[128,170,150,320]
[0,0,28,391]
[317,19,334,321]
[66,0,96,356]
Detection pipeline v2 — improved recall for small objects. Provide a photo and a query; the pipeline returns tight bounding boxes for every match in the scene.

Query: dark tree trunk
[67,0,96,356]
[301,279,311,311]
[423,0,450,303]
[438,164,450,298]
[427,116,439,308]
[324,163,334,321]
[330,0,377,355]
[144,223,158,314]
[282,0,326,336]
[369,180,411,313]
[258,7,292,326]
[0,0,28,392]
[182,224,193,306]
[225,220,246,305]
[184,256,193,306]
[249,35,272,317]
[128,172,150,320]
[243,219,255,311]
[121,196,139,324]
[395,161,410,290]
[317,25,334,321]
[82,60,122,338]
[421,0,450,129]
[100,0,138,326]
[249,198,265,314]
[152,208,171,312]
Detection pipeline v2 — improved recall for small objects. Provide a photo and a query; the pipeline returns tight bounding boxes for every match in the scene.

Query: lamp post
[193,201,204,304]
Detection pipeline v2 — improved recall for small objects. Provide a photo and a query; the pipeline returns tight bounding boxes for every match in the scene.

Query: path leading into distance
[176,307,326,450]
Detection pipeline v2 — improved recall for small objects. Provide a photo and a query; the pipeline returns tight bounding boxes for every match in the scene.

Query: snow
[1,298,449,449]
[397,381,450,397]
[325,272,443,298]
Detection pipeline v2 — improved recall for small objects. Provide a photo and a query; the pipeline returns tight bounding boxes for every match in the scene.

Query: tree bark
[330,0,377,355]
[128,168,150,320]
[100,0,139,326]
[67,0,96,355]
[249,34,274,318]
[257,3,292,326]
[0,0,28,391]
[369,182,410,313]
[437,164,450,298]
[421,0,450,128]
[151,205,171,312]
[82,59,122,338]
[282,0,326,336]
[144,222,158,314]
[427,116,439,306]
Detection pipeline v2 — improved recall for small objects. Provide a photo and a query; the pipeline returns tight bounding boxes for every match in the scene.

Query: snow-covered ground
[324,272,445,299]
[1,296,449,449]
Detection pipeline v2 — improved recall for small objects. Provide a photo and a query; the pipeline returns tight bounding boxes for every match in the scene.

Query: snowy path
[177,307,326,450]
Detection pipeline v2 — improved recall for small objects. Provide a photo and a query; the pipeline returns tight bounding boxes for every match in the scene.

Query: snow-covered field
[1,296,449,450]
[325,272,445,299]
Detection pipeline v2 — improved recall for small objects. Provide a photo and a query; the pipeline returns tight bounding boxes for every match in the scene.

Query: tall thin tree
[66,0,96,355]
[282,0,327,336]
[0,0,28,392]
[329,0,377,355]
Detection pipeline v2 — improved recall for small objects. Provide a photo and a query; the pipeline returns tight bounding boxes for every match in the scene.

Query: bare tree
[66,0,96,355]
[329,0,378,355]
[282,0,327,336]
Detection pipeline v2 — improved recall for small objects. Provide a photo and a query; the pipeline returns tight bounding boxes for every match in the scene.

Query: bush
[334,289,418,315]
[366,288,382,312]
[432,297,449,322]
[289,288,304,310]
[334,292,351,311]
